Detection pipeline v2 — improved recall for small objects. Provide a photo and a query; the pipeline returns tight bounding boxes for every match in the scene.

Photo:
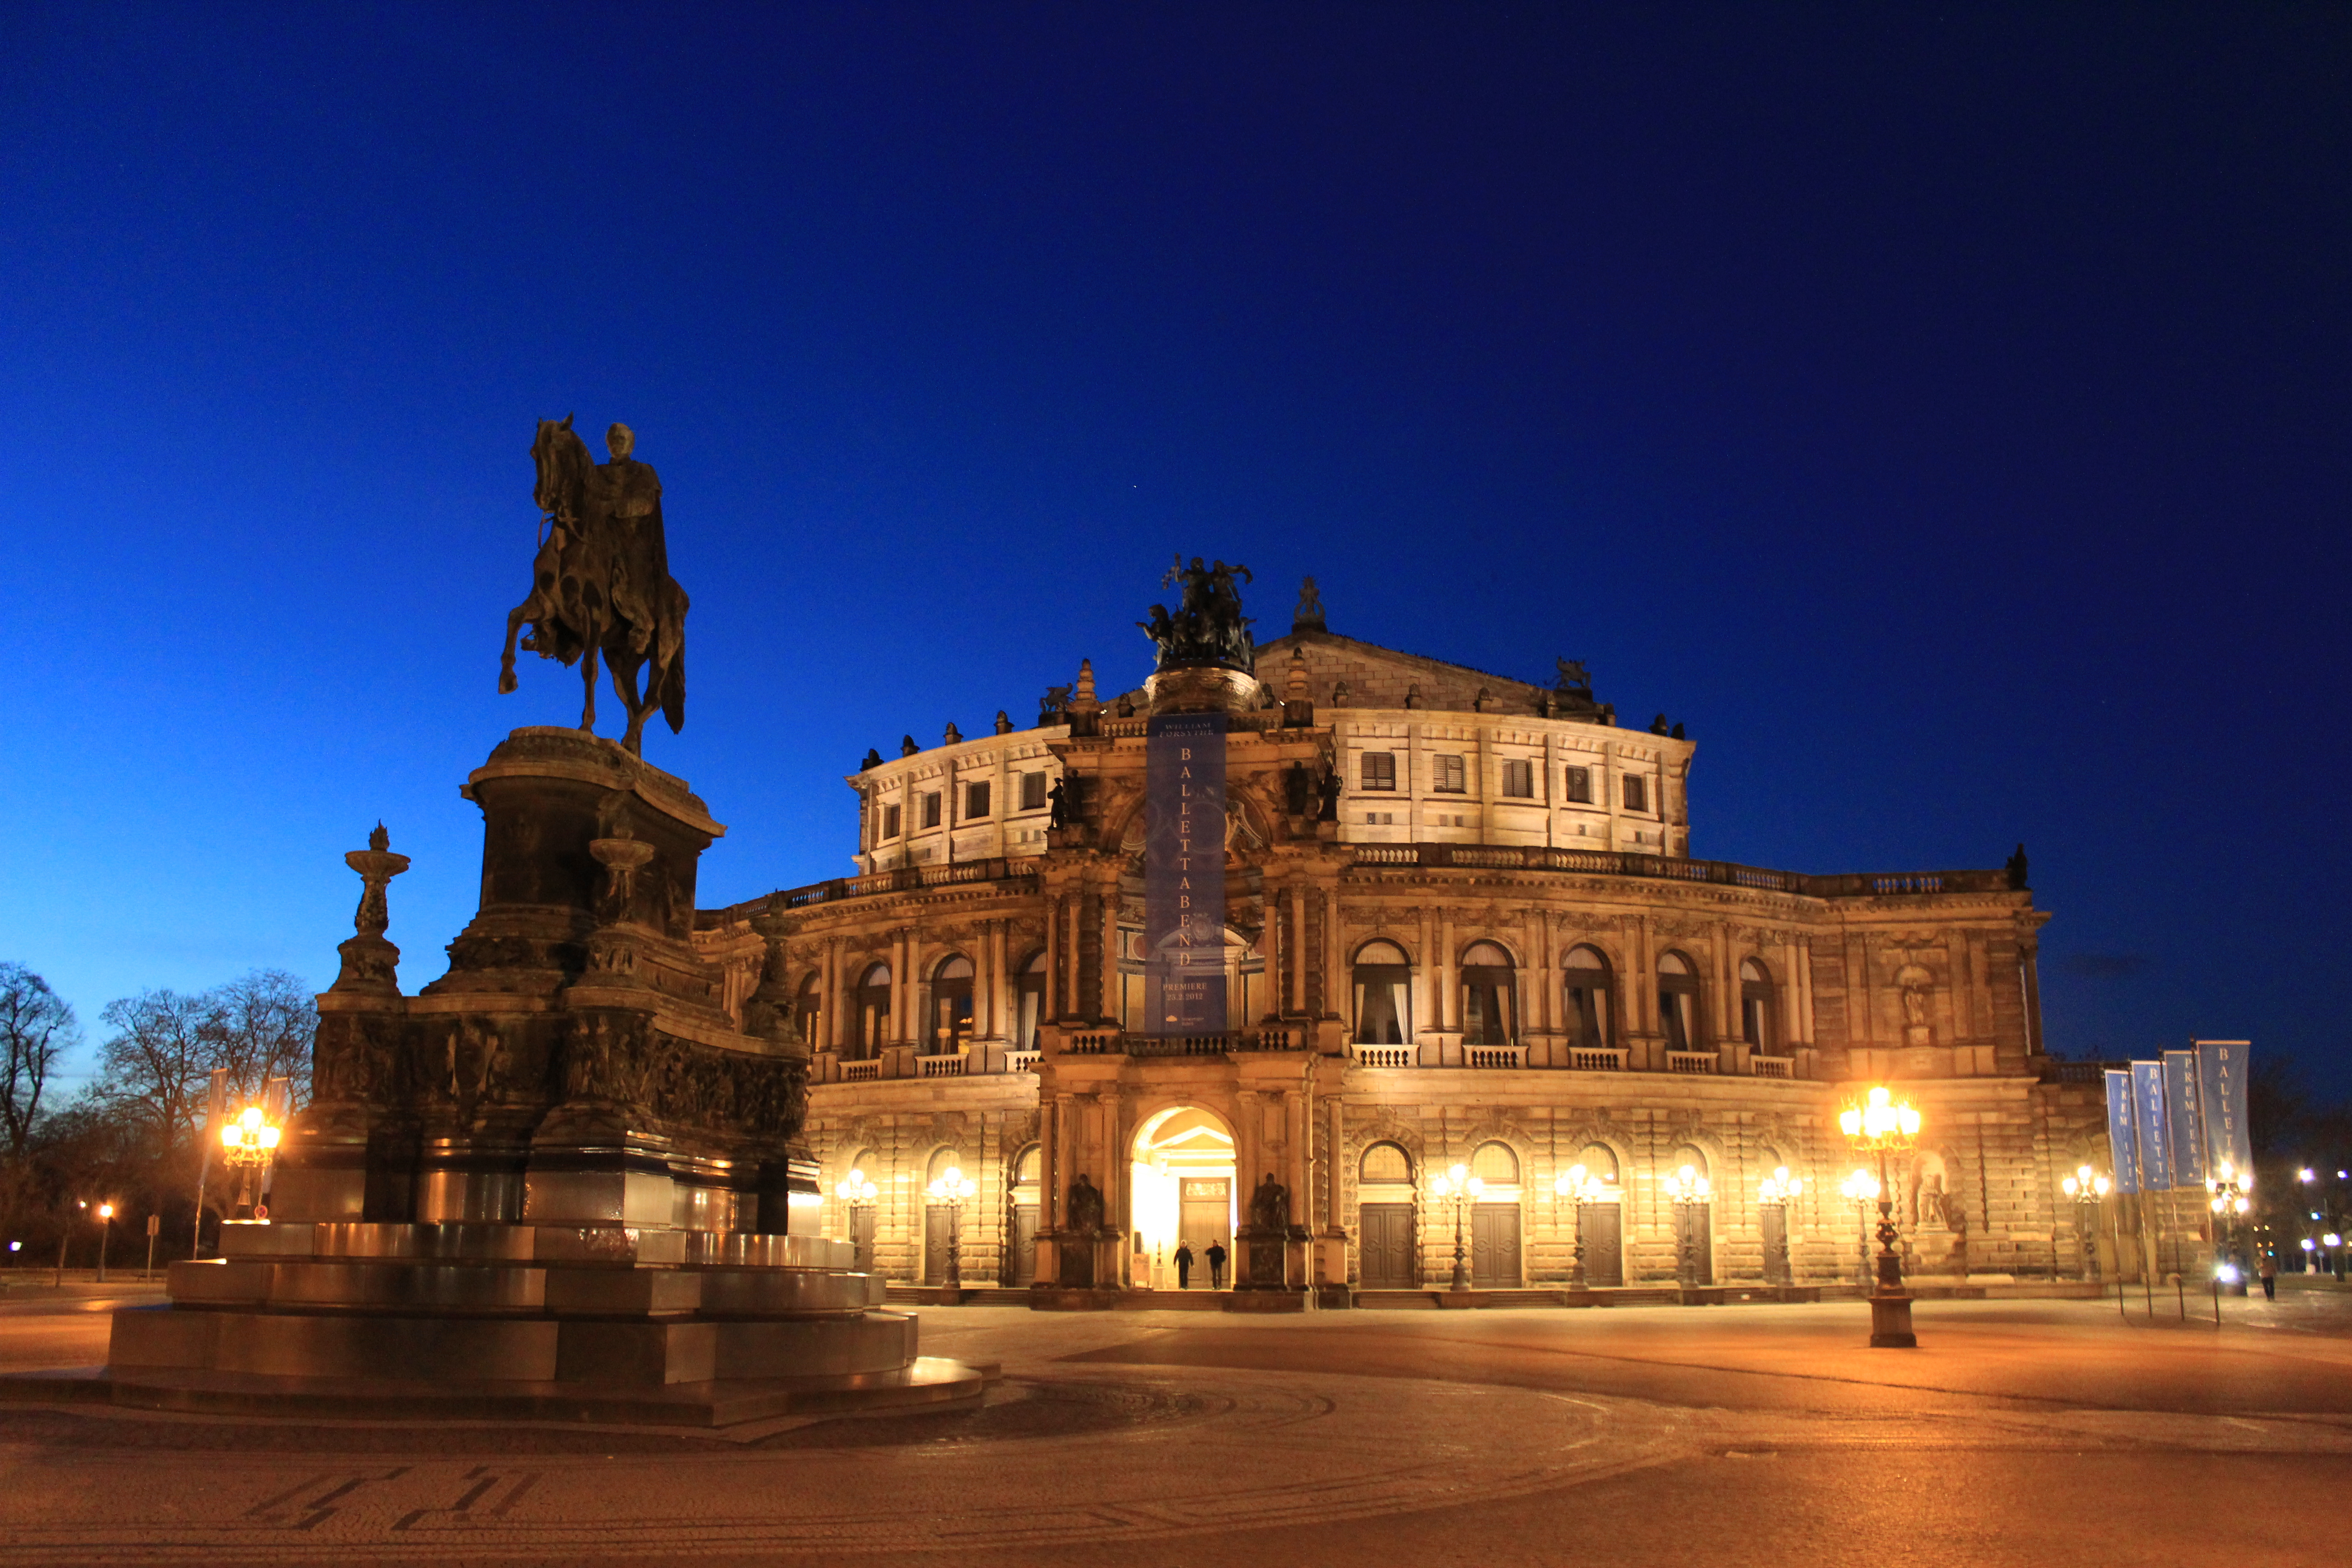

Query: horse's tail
[660,642,686,734]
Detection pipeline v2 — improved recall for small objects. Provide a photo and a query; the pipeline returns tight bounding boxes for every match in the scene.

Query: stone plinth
[100,729,970,1425]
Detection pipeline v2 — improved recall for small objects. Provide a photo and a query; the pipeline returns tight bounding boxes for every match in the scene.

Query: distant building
[696,595,2118,1298]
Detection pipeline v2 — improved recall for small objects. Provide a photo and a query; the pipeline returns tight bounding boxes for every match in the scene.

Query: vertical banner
[2195,1040,2253,1177]
[1143,713,1227,1034]
[2104,1070,2141,1194]
[2131,1060,2172,1193]
[2163,1050,2205,1188]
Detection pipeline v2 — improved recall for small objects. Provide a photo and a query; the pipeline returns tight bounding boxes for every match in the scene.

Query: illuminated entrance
[1129,1106,1237,1288]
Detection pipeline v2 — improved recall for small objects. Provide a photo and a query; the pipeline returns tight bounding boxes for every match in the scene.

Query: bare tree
[92,989,220,1162]
[211,970,316,1114]
[0,962,77,1161]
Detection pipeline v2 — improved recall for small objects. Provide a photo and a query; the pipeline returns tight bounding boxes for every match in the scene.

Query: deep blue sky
[4,5,2347,1098]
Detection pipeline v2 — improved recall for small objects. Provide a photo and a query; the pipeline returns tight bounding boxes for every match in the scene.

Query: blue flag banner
[1142,713,1227,1034]
[2163,1050,2205,1188]
[2104,1069,2141,1195]
[2132,1060,2172,1192]
[2195,1040,2253,1179]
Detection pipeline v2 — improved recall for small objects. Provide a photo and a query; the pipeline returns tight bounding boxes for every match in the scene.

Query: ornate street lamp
[1838,1084,1922,1348]
[1838,1168,1880,1289]
[925,1164,977,1290]
[2206,1160,2253,1293]
[1553,1163,1610,1289]
[2060,1164,2111,1282]
[1661,1164,1712,1289]
[1758,1166,1803,1287]
[835,1168,879,1273]
[1431,1163,1484,1291]
[218,1105,283,1222]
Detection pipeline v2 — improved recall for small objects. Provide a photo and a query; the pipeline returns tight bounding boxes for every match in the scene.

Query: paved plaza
[1,1284,2348,1565]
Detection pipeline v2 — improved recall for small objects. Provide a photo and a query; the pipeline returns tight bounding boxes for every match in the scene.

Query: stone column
[1323,886,1343,1023]
[988,920,1008,1040]
[1288,885,1308,1015]
[1261,879,1283,1022]
[1044,894,1062,1022]
[1098,888,1120,1024]
[825,936,845,1051]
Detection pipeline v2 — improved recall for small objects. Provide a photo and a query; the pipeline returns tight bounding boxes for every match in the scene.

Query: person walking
[2259,1251,2277,1300]
[1173,1241,1194,1290]
[1206,1240,1228,1289]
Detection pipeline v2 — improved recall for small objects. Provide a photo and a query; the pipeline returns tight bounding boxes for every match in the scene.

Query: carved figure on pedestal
[333,824,411,994]
[500,417,689,757]
[1067,1173,1106,1236]
[1250,1173,1290,1232]
[1140,555,1255,671]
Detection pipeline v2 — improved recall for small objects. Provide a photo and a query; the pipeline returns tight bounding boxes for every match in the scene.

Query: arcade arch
[1129,1106,1238,1289]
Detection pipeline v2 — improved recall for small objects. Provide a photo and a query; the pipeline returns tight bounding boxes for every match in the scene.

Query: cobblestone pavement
[2,1291,2349,1566]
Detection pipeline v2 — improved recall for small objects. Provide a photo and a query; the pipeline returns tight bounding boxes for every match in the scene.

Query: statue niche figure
[1138,554,1254,672]
[499,416,690,757]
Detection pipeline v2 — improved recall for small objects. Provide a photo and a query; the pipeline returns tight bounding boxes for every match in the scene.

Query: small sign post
[144,1213,161,1281]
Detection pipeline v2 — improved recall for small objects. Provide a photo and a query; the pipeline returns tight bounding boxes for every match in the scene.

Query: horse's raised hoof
[498,669,517,695]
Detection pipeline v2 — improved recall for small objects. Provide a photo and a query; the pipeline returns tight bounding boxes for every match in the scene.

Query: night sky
[4,5,2347,1098]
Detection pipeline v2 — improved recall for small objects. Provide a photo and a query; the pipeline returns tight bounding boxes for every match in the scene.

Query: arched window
[929,954,975,1055]
[1460,941,1517,1045]
[925,1147,962,1187]
[1360,1141,1413,1184]
[1656,951,1700,1052]
[1470,1141,1520,1186]
[1010,1143,1040,1192]
[1563,946,1613,1050]
[1668,1145,1710,1182]
[1352,940,1413,1044]
[854,963,892,1056]
[1573,1142,1621,1189]
[794,973,823,1049]
[843,1147,882,1187]
[1740,959,1775,1052]
[1014,950,1047,1052]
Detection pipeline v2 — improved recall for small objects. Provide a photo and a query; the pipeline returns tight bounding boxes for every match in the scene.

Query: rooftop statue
[500,416,689,756]
[1139,554,1254,671]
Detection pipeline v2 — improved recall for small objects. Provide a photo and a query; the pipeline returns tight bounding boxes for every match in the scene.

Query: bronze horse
[499,416,688,756]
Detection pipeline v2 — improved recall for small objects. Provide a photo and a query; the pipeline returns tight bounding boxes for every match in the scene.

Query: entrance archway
[1130,1106,1237,1289]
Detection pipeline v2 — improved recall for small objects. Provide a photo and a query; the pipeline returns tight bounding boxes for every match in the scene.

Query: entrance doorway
[1007,1143,1040,1286]
[1583,1201,1623,1286]
[1130,1106,1237,1289]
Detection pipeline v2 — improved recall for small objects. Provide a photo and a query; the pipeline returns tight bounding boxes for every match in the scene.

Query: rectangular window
[921,792,942,829]
[1500,760,1533,798]
[1435,755,1466,794]
[965,781,991,820]
[882,804,902,839]
[1622,774,1648,813]
[1361,752,1396,790]
[1020,771,1048,811]
[1564,765,1592,804]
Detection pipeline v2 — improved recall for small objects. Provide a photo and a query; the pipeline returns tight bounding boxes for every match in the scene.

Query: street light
[1661,1164,1712,1289]
[1838,1168,1880,1289]
[835,1168,879,1273]
[2060,1164,2112,1283]
[218,1105,283,1222]
[924,1164,976,1289]
[1553,1163,1610,1289]
[1757,1166,1803,1287]
[1838,1084,1923,1348]
[94,1203,114,1284]
[2205,1160,2253,1292]
[1431,1163,1484,1291]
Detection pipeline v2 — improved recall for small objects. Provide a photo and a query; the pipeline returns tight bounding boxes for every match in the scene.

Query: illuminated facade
[693,591,2129,1299]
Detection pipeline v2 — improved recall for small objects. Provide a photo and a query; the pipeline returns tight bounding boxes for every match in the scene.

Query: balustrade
[1351,1044,1413,1068]
[1666,1051,1718,1075]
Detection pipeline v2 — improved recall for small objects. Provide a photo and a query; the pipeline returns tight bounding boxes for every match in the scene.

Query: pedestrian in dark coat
[1173,1241,1194,1289]
[1206,1240,1228,1289]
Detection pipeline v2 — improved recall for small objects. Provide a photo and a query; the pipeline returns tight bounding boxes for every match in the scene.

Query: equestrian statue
[499,416,689,756]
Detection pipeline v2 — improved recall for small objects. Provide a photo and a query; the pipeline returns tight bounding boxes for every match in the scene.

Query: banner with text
[2104,1069,2141,1194]
[2195,1039,2254,1178]
[2131,1060,2172,1192]
[2163,1050,2206,1188]
[1143,713,1228,1034]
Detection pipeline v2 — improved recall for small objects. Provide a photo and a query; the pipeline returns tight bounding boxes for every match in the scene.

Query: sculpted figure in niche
[1250,1173,1290,1231]
[1895,961,1934,1044]
[1067,1173,1106,1236]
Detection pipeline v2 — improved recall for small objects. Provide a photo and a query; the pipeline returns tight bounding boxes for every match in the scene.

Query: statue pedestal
[86,729,977,1427]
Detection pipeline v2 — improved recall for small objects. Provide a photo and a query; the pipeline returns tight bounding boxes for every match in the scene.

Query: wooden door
[1010,1204,1038,1285]
[1179,1179,1230,1261]
[1761,1206,1789,1285]
[1357,1202,1416,1289]
[924,1206,950,1284]
[850,1207,877,1276]
[1471,1204,1521,1288]
[1676,1206,1715,1285]
[1583,1203,1623,1286]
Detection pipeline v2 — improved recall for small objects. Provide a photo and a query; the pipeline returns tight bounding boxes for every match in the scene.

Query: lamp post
[218,1105,283,1222]
[94,1203,113,1284]
[1838,1085,1922,1348]
[1553,1163,1610,1290]
[925,1164,976,1290]
[1758,1166,1802,1287]
[836,1168,879,1274]
[1838,1168,1879,1289]
[2060,1164,2111,1283]
[2205,1161,2252,1294]
[1431,1163,1483,1291]
[1661,1164,1711,1290]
